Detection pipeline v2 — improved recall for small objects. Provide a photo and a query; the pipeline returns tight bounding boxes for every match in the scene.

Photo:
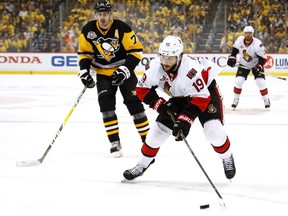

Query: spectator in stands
[220,28,234,53]
[49,35,60,52]
[278,42,287,54]
[41,42,51,52]
[0,39,7,52]
[62,42,75,53]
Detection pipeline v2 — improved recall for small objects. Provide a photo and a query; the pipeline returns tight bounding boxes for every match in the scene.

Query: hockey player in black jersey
[77,0,149,157]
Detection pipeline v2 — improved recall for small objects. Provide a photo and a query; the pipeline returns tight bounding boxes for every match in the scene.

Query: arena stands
[224,0,287,53]
[0,0,56,52]
[0,0,286,53]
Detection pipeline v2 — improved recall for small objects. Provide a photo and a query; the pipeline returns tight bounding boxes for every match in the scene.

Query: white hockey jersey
[233,36,266,68]
[136,55,221,112]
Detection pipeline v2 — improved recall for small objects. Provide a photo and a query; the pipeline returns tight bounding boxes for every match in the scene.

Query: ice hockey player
[123,35,236,181]
[77,0,149,157]
[227,25,270,109]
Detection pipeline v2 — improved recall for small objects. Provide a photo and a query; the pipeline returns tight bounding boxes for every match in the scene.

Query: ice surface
[0,74,288,216]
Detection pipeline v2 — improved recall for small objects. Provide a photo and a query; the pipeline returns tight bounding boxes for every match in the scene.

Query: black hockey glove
[253,64,263,74]
[78,69,95,88]
[172,114,193,141]
[227,56,237,67]
[111,66,131,86]
[150,97,177,115]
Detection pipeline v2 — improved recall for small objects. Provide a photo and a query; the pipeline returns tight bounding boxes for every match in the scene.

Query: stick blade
[219,198,226,208]
[16,159,41,167]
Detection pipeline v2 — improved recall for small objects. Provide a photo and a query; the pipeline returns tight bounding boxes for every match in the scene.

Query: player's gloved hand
[227,56,237,67]
[78,69,95,88]
[111,66,131,86]
[253,64,263,74]
[172,114,193,141]
[150,97,177,115]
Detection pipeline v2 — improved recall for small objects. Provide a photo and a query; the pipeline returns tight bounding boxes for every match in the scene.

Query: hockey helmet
[159,35,184,73]
[94,0,112,12]
[243,26,254,34]
[159,35,184,58]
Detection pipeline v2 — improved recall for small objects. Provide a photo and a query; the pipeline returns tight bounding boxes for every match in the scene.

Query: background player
[77,0,149,157]
[227,25,270,109]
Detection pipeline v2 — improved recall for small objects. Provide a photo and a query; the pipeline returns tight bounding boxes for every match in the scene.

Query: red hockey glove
[150,97,177,115]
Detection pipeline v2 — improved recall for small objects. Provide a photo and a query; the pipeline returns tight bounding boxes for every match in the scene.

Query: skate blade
[121,178,136,183]
[111,150,123,158]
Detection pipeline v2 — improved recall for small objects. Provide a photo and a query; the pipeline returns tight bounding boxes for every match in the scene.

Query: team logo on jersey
[207,104,217,113]
[187,68,197,79]
[94,37,120,61]
[131,90,137,96]
[87,31,97,39]
[164,81,173,96]
[242,49,253,62]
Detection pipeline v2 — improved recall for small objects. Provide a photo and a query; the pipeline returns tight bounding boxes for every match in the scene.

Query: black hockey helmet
[94,0,112,12]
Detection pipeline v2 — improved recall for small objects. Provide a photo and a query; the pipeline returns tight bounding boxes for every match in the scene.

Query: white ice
[0,74,288,216]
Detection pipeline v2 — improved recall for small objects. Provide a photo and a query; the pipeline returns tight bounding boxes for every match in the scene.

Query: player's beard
[244,35,253,44]
[161,63,177,74]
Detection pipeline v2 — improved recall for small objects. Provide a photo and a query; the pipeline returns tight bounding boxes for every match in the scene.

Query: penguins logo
[94,37,119,61]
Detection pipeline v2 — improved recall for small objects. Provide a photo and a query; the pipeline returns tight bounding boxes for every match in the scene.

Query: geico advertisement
[0,53,287,75]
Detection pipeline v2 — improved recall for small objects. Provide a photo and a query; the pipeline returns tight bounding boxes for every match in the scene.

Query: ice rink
[0,74,288,216]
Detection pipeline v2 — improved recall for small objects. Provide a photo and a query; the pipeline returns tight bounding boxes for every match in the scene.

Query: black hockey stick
[16,86,87,167]
[236,63,287,81]
[169,113,225,207]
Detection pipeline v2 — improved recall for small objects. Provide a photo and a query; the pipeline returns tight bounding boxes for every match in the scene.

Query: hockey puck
[200,204,210,209]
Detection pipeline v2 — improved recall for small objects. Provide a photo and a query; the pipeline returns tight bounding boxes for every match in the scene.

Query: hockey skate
[264,99,271,108]
[123,158,155,180]
[110,141,122,158]
[222,154,236,180]
[231,99,239,109]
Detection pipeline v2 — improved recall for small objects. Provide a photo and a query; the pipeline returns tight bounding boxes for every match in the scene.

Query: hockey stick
[16,86,87,167]
[236,63,287,81]
[169,113,225,207]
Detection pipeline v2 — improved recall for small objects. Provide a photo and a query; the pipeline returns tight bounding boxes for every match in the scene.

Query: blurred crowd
[57,0,215,53]
[0,0,56,52]
[220,0,287,53]
[0,0,287,53]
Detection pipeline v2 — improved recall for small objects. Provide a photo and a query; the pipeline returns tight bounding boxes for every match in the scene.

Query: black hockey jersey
[78,19,143,76]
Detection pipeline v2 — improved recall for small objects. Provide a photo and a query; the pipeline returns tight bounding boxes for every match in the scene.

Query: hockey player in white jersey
[227,25,270,109]
[123,35,236,181]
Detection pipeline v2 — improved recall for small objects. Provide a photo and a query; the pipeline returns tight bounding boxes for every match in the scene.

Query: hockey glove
[172,114,193,141]
[150,97,177,115]
[253,64,263,74]
[227,56,237,67]
[111,66,131,86]
[78,69,95,88]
